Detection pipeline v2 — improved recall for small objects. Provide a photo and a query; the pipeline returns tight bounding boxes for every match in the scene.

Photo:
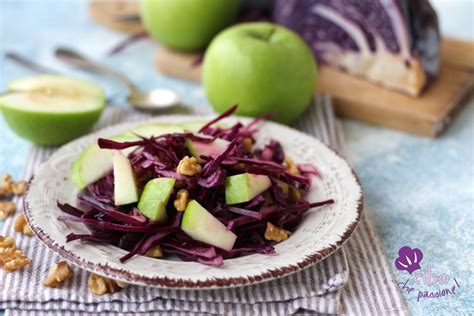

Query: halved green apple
[0,75,105,146]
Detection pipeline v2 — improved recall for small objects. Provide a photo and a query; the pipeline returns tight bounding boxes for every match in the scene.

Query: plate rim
[24,114,364,289]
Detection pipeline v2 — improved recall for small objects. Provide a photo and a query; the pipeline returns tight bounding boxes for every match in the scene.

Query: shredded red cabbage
[59,107,334,266]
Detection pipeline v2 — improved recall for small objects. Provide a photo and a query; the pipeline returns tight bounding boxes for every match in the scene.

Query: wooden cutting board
[89,0,144,34]
[154,37,474,137]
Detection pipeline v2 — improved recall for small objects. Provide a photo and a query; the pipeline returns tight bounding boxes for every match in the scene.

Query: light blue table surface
[1,2,472,315]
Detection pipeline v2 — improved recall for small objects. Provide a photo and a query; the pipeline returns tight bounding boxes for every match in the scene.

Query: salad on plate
[58,105,334,266]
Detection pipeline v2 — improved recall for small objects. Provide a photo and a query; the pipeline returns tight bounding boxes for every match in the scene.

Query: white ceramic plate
[24,115,363,289]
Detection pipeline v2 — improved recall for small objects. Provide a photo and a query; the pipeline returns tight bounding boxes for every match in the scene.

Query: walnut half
[0,235,31,272]
[264,222,292,243]
[0,201,16,220]
[176,156,202,176]
[13,213,33,236]
[43,261,73,287]
[88,273,127,295]
[284,156,301,175]
[173,189,189,212]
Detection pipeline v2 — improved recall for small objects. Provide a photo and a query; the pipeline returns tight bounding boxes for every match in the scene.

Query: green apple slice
[182,200,237,251]
[225,173,272,205]
[113,151,139,206]
[72,123,183,189]
[138,178,176,222]
[0,75,105,146]
[130,123,184,138]
[71,134,138,189]
[187,136,230,162]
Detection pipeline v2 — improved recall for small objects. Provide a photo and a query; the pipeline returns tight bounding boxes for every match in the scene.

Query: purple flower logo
[395,246,423,274]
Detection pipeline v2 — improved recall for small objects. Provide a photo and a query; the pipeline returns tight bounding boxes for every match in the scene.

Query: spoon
[5,52,61,74]
[55,47,180,111]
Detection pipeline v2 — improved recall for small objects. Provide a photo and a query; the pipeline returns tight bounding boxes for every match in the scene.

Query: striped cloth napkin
[0,96,408,315]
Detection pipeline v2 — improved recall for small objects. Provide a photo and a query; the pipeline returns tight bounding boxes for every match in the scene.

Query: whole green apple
[203,22,317,124]
[140,0,240,51]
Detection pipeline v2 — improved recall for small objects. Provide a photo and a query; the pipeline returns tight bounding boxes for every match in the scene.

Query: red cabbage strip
[198,104,238,133]
[228,206,262,219]
[65,233,114,243]
[234,157,286,171]
[119,213,182,262]
[154,169,188,180]
[197,255,224,266]
[77,195,147,225]
[57,202,84,217]
[164,249,224,267]
[243,195,266,209]
[161,241,217,259]
[58,215,180,233]
[97,138,145,149]
[220,246,275,258]
[105,209,147,226]
[279,172,312,191]
[137,231,173,256]
[202,139,238,177]
[197,169,226,188]
[297,163,321,177]
[226,205,278,230]
[141,152,166,169]
[237,112,274,137]
[120,234,150,263]
[142,138,178,163]
[264,199,335,217]
[228,200,333,230]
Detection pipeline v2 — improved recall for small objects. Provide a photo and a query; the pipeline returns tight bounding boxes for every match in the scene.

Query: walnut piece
[243,138,253,152]
[115,280,129,288]
[0,247,31,272]
[11,181,27,196]
[145,245,163,258]
[0,247,18,265]
[264,222,292,242]
[1,174,27,197]
[88,273,125,295]
[13,213,34,236]
[284,156,300,175]
[1,174,12,189]
[174,189,189,212]
[0,235,31,272]
[176,156,202,176]
[289,187,301,203]
[3,255,31,272]
[0,236,15,249]
[43,261,73,287]
[0,201,16,220]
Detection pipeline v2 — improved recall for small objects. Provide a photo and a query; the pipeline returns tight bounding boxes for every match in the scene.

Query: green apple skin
[0,75,105,146]
[203,22,317,124]
[182,200,237,250]
[113,152,139,206]
[140,0,240,51]
[138,178,176,222]
[225,173,272,205]
[1,108,103,146]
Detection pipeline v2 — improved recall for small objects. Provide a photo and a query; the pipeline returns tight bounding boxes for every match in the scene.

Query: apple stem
[264,27,276,42]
